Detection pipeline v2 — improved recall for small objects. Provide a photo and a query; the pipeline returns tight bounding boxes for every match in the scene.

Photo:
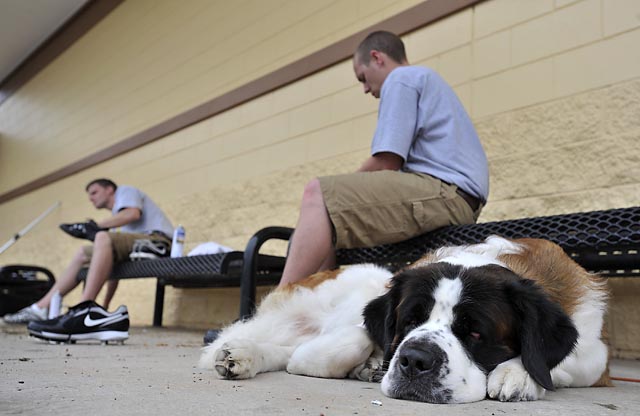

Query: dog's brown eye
[470,331,481,340]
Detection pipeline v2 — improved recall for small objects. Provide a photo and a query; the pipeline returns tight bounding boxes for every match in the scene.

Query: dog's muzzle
[398,341,445,379]
[382,339,453,403]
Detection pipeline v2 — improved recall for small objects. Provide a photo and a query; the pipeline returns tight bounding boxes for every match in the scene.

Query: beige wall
[1,0,639,355]
[0,0,423,194]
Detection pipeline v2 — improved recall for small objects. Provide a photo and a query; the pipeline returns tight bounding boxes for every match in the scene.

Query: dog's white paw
[487,358,545,402]
[349,354,385,382]
[550,366,573,388]
[213,340,262,380]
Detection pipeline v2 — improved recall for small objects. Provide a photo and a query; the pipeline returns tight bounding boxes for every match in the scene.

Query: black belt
[456,188,481,211]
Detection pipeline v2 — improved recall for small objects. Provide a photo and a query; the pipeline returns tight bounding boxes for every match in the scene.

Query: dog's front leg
[348,345,385,382]
[550,335,609,388]
[287,326,374,379]
[212,340,295,380]
[487,357,546,401]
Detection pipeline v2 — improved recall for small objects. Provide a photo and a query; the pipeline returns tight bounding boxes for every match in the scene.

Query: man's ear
[507,279,578,391]
[369,49,384,66]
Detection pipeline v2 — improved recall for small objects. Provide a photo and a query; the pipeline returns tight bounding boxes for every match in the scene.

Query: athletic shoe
[203,329,221,345]
[59,220,105,241]
[129,239,170,261]
[3,304,48,324]
[27,301,129,344]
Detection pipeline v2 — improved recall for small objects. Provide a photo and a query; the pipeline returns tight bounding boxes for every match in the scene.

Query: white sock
[30,303,46,311]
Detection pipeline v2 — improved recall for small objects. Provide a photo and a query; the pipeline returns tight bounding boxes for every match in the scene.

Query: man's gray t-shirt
[111,186,174,237]
[371,66,489,202]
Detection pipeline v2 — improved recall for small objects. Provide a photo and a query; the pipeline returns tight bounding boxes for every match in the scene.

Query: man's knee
[302,178,323,203]
[74,246,91,264]
[92,231,112,249]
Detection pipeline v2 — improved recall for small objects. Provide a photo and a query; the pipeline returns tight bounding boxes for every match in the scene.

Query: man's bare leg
[80,231,113,302]
[103,280,119,310]
[279,179,335,287]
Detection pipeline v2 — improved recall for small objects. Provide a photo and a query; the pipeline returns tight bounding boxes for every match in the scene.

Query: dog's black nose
[398,344,441,378]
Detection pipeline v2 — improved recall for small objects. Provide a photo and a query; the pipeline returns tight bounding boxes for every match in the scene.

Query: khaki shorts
[319,170,482,249]
[82,232,172,264]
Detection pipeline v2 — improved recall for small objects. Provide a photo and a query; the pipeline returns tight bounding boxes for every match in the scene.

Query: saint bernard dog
[199,236,610,404]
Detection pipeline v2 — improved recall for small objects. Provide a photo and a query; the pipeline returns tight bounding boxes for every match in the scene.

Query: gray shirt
[111,186,174,237]
[371,66,489,202]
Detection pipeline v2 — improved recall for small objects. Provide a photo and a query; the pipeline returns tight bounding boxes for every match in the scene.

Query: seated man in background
[4,178,174,344]
[278,31,489,287]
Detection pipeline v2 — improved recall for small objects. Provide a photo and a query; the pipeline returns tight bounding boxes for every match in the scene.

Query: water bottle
[171,225,185,257]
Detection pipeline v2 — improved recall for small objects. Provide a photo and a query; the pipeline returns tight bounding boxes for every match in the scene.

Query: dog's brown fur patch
[280,269,343,293]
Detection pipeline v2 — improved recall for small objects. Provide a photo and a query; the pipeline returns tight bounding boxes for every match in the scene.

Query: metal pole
[0,201,61,255]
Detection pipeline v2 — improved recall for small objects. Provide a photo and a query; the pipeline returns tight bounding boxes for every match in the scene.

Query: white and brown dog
[199,236,610,403]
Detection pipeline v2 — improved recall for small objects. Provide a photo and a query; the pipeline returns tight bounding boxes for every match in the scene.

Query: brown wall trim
[0,0,484,205]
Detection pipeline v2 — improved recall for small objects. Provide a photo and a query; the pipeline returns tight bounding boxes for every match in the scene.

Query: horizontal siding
[1,0,639,336]
[0,0,424,194]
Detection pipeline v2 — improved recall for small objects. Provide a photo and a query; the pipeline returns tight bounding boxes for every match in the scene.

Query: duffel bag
[0,265,54,316]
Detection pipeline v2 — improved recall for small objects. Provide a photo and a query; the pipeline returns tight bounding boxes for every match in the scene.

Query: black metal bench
[77,246,285,326]
[76,206,640,326]
[239,206,640,319]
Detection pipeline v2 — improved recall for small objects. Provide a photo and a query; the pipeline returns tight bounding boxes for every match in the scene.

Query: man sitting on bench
[278,31,489,287]
[4,178,173,344]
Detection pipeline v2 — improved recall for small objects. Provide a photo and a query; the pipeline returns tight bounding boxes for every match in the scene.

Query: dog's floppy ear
[363,281,402,366]
[506,278,578,391]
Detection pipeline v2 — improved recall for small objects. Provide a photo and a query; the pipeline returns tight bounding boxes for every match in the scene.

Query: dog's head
[363,261,578,404]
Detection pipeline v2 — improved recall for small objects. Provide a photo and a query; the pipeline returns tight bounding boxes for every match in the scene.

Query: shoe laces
[66,300,100,315]
[69,223,87,232]
[132,239,168,252]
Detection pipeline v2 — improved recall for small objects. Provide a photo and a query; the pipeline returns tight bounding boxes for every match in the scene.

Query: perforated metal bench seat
[241,206,640,318]
[334,206,640,277]
[77,250,285,326]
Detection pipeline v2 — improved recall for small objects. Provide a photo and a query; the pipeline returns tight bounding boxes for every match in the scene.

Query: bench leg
[240,227,293,320]
[153,280,165,327]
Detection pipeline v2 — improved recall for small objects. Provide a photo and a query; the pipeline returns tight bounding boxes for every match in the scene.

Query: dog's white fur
[380,276,489,403]
[198,264,392,380]
[385,235,609,402]
[199,236,609,404]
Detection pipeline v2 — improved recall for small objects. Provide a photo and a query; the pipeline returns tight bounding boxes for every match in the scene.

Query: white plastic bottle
[171,225,185,257]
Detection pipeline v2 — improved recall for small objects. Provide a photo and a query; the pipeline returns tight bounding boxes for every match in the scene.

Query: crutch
[0,201,61,255]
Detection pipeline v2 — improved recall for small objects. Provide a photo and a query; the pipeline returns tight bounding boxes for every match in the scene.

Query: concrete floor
[1,324,639,416]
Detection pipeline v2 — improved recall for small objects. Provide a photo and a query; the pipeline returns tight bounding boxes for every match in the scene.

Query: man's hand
[59,220,106,241]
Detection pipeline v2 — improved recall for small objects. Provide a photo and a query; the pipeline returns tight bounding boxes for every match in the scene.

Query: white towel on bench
[188,242,234,256]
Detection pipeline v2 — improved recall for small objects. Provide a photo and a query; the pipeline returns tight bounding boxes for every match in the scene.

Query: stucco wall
[1,0,639,355]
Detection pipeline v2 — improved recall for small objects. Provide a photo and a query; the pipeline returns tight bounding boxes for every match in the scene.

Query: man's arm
[357,151,403,172]
[96,207,141,229]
